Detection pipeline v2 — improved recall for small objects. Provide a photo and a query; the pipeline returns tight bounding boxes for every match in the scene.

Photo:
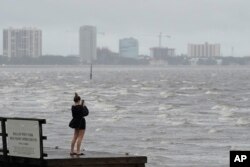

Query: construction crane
[158,32,171,48]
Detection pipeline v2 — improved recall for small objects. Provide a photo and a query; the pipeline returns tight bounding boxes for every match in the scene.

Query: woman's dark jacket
[69,105,89,129]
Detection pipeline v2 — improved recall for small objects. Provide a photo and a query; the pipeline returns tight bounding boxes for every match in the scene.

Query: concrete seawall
[0,147,147,167]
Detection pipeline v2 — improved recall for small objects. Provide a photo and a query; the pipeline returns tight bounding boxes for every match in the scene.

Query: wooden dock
[0,147,147,167]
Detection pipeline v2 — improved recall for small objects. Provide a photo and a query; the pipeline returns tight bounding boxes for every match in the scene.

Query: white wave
[158,104,173,111]
[97,97,105,102]
[141,138,151,141]
[170,119,190,126]
[170,121,184,126]
[95,128,102,132]
[179,86,197,90]
[140,87,156,90]
[92,102,118,111]
[241,97,249,102]
[182,80,192,84]
[208,128,217,133]
[156,114,167,119]
[159,79,168,82]
[212,104,237,116]
[205,91,219,95]
[211,105,220,110]
[176,93,196,97]
[96,118,116,123]
[117,109,127,113]
[136,93,150,97]
[218,117,233,122]
[112,115,123,121]
[132,84,140,88]
[220,111,233,117]
[118,89,128,95]
[236,118,250,126]
[158,106,166,111]
[160,91,174,98]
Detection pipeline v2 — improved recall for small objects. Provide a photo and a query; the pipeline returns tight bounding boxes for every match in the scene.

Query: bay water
[1,66,250,167]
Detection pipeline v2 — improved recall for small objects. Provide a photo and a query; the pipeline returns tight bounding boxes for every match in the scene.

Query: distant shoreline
[1,64,250,69]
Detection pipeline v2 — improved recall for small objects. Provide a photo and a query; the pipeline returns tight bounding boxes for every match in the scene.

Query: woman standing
[69,93,89,155]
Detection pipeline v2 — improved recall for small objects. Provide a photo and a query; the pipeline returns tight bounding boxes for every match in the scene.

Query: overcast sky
[1,0,250,56]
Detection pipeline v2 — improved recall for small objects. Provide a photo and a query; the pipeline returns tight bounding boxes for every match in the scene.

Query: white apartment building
[79,25,97,63]
[3,27,42,58]
[119,37,139,59]
[188,42,220,58]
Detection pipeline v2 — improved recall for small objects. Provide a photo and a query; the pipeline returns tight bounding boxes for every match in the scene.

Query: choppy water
[1,65,250,167]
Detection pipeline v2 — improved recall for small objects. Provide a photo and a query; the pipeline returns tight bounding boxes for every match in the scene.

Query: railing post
[1,118,8,159]
[39,119,47,159]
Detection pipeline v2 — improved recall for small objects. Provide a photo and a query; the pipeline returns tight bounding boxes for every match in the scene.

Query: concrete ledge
[0,147,147,167]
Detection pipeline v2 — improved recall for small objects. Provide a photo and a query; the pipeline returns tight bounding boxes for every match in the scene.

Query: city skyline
[1,0,250,56]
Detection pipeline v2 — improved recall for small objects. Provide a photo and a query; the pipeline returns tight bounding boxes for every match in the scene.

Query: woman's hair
[74,92,81,103]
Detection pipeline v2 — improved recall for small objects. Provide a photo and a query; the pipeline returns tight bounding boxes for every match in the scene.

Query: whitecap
[182,80,192,84]
[140,86,156,90]
[219,110,233,117]
[205,91,219,95]
[95,128,102,132]
[132,84,140,88]
[156,114,167,119]
[170,121,184,126]
[212,104,237,116]
[208,128,217,133]
[179,86,197,90]
[158,105,167,111]
[136,93,150,97]
[176,93,196,97]
[112,115,123,121]
[236,118,250,126]
[118,89,128,95]
[160,92,174,98]
[211,105,221,110]
[241,97,249,102]
[158,104,173,111]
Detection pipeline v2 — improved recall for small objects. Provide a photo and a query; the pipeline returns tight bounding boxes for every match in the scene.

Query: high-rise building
[188,42,220,58]
[119,38,139,59]
[79,25,97,63]
[150,47,175,60]
[3,27,42,58]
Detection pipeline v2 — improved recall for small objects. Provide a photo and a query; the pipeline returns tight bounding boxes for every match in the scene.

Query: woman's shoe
[70,152,76,156]
[76,153,84,156]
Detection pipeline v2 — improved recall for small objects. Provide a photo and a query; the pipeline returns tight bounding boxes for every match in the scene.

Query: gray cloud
[1,0,250,56]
